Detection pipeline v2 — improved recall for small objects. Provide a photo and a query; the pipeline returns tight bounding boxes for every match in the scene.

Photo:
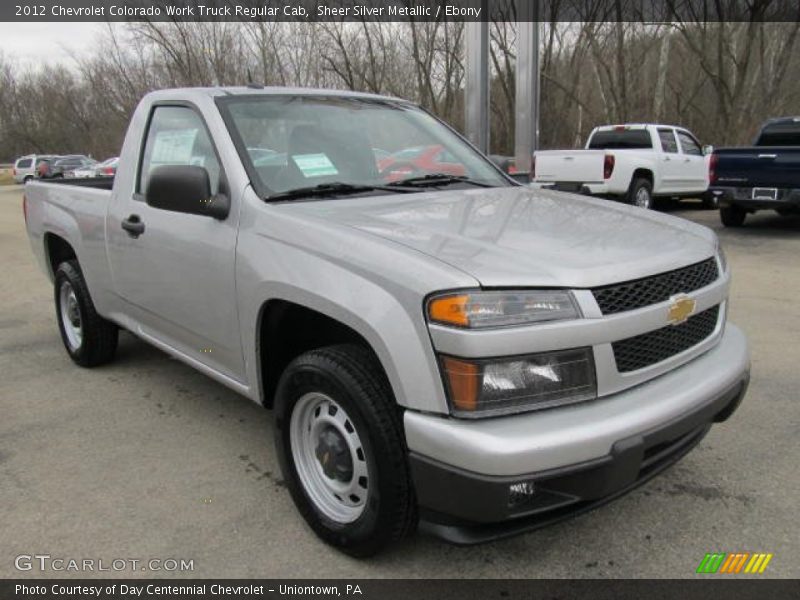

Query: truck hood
[283,186,717,288]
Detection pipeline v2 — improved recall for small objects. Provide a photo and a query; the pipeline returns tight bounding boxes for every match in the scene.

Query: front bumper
[405,323,750,543]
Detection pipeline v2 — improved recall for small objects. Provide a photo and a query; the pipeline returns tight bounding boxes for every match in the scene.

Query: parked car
[94,157,119,178]
[24,87,749,556]
[71,162,103,179]
[709,117,800,227]
[54,155,96,178]
[377,144,467,179]
[13,155,57,184]
[533,124,713,210]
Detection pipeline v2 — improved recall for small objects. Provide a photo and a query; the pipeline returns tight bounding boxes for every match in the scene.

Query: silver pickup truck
[24,87,750,556]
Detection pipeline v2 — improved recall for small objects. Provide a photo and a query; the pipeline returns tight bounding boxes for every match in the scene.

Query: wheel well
[631,169,654,186]
[44,233,77,276]
[258,300,378,408]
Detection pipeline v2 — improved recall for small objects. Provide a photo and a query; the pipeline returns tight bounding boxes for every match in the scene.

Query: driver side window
[139,106,221,197]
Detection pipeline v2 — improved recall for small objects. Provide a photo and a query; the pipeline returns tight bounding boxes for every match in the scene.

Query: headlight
[716,242,728,273]
[427,290,580,329]
[439,348,597,417]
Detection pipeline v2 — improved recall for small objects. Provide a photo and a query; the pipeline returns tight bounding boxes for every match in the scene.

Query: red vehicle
[377,144,467,180]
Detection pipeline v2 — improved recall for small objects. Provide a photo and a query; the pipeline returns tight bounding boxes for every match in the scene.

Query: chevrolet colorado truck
[24,87,750,556]
[709,116,800,227]
[533,124,713,210]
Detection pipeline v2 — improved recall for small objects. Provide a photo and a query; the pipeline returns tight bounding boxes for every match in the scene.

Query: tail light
[13,168,17,176]
[103,167,114,175]
[709,153,718,185]
[603,154,615,179]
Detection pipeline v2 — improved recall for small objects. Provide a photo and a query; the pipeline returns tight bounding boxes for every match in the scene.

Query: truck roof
[761,116,800,125]
[593,123,688,131]
[143,86,406,104]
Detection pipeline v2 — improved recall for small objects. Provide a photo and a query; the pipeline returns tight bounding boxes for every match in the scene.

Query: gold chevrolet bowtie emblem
[667,294,696,325]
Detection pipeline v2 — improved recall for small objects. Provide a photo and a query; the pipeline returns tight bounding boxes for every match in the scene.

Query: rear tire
[274,344,416,557]
[702,192,720,210]
[54,260,118,367]
[721,205,747,227]
[627,178,654,209]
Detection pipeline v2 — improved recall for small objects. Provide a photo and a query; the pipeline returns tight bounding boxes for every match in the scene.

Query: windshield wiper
[387,174,494,188]
[267,181,414,202]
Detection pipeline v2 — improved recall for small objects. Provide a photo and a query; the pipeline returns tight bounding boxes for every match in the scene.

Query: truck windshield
[756,121,800,146]
[588,129,652,150]
[217,95,509,198]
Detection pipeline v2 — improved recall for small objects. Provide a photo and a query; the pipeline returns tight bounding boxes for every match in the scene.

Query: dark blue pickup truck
[709,117,800,226]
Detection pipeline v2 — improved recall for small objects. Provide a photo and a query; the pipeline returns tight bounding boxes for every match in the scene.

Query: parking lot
[1,183,798,578]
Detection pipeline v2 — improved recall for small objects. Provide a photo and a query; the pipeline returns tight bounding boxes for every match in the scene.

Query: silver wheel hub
[59,281,82,350]
[635,187,651,208]
[290,392,368,523]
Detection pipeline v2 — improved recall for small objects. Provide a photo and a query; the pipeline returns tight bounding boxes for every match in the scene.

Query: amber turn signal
[428,294,470,327]
[440,356,480,412]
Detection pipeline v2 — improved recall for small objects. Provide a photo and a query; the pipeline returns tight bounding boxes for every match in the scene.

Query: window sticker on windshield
[292,153,338,178]
[151,129,199,166]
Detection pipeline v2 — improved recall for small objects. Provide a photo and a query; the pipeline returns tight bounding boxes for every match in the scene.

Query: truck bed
[40,177,115,191]
[533,150,606,184]
[712,146,800,189]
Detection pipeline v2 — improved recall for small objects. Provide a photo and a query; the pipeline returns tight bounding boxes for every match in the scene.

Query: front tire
[627,178,654,209]
[721,205,747,227]
[54,260,118,367]
[274,344,416,557]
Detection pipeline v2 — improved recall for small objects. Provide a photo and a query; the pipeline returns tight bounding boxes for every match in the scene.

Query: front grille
[612,306,720,372]
[592,258,719,315]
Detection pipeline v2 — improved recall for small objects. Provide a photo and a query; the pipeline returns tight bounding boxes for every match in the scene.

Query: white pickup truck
[24,88,749,556]
[533,124,713,209]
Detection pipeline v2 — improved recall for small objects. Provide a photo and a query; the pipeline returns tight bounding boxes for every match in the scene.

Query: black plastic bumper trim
[711,186,800,209]
[413,372,749,545]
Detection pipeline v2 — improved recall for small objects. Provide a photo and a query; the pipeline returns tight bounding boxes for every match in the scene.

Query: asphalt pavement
[1,185,798,578]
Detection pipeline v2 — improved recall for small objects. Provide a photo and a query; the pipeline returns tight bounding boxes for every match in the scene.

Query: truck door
[675,130,708,194]
[106,104,245,383]
[656,128,682,194]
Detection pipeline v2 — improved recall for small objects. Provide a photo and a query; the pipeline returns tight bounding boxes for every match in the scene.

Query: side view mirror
[702,145,714,156]
[145,165,230,220]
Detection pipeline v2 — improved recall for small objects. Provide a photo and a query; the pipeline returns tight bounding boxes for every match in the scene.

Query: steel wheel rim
[635,187,651,209]
[59,281,82,350]
[290,392,369,523]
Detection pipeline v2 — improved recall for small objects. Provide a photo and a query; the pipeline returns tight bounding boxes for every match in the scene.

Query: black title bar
[2,0,800,22]
[2,579,800,600]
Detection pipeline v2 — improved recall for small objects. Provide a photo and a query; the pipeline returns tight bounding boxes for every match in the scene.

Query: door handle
[121,214,145,238]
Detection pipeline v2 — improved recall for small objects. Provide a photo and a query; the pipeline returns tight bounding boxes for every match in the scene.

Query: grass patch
[0,168,15,186]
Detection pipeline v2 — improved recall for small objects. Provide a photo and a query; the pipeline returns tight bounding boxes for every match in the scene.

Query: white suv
[13,155,57,184]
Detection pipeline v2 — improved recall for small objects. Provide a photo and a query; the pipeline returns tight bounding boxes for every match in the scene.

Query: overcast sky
[0,22,107,65]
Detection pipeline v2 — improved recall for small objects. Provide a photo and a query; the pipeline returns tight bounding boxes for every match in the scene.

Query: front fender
[236,238,450,414]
